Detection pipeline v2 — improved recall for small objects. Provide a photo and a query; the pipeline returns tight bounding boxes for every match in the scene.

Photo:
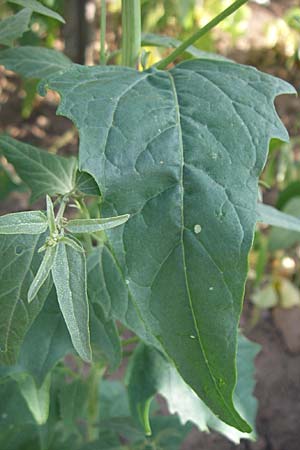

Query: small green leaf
[0,136,77,203]
[257,202,300,232]
[75,170,101,197]
[14,373,51,425]
[62,236,85,253]
[0,9,31,46]
[8,0,65,23]
[66,215,130,234]
[46,195,56,234]
[0,211,48,235]
[51,242,92,362]
[141,32,230,61]
[0,46,71,79]
[28,246,57,303]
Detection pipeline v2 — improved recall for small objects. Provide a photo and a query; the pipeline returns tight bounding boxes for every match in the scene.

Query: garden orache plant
[0,0,298,448]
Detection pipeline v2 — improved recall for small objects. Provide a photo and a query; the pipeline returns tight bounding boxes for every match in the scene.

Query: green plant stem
[122,336,139,347]
[56,195,69,227]
[86,365,105,442]
[100,0,107,65]
[155,0,249,70]
[77,198,94,253]
[122,0,141,68]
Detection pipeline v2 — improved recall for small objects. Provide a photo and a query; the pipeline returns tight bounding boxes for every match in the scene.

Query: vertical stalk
[86,365,105,442]
[121,0,141,68]
[76,198,93,253]
[100,0,107,65]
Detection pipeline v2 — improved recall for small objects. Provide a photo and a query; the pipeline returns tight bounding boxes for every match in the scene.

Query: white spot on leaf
[194,224,202,234]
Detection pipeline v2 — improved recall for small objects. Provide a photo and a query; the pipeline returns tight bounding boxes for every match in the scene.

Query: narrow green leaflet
[28,246,57,303]
[46,195,56,234]
[0,9,31,47]
[0,210,47,234]
[44,61,295,431]
[14,373,51,425]
[67,215,130,234]
[141,32,229,61]
[268,197,300,251]
[51,242,92,362]
[0,136,77,202]
[257,202,300,232]
[0,46,71,79]
[127,336,260,443]
[0,234,52,364]
[8,0,65,23]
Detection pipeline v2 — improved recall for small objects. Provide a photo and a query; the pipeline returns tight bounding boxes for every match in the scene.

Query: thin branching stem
[155,0,249,70]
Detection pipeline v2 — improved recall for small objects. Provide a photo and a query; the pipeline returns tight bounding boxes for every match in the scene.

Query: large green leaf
[127,336,260,443]
[52,242,92,362]
[90,304,121,371]
[87,251,122,370]
[0,9,31,46]
[8,0,65,23]
[0,136,77,202]
[0,234,52,364]
[0,46,71,79]
[44,60,294,431]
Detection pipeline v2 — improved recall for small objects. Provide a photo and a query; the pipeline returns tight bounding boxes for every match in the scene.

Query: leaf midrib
[167,69,239,424]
